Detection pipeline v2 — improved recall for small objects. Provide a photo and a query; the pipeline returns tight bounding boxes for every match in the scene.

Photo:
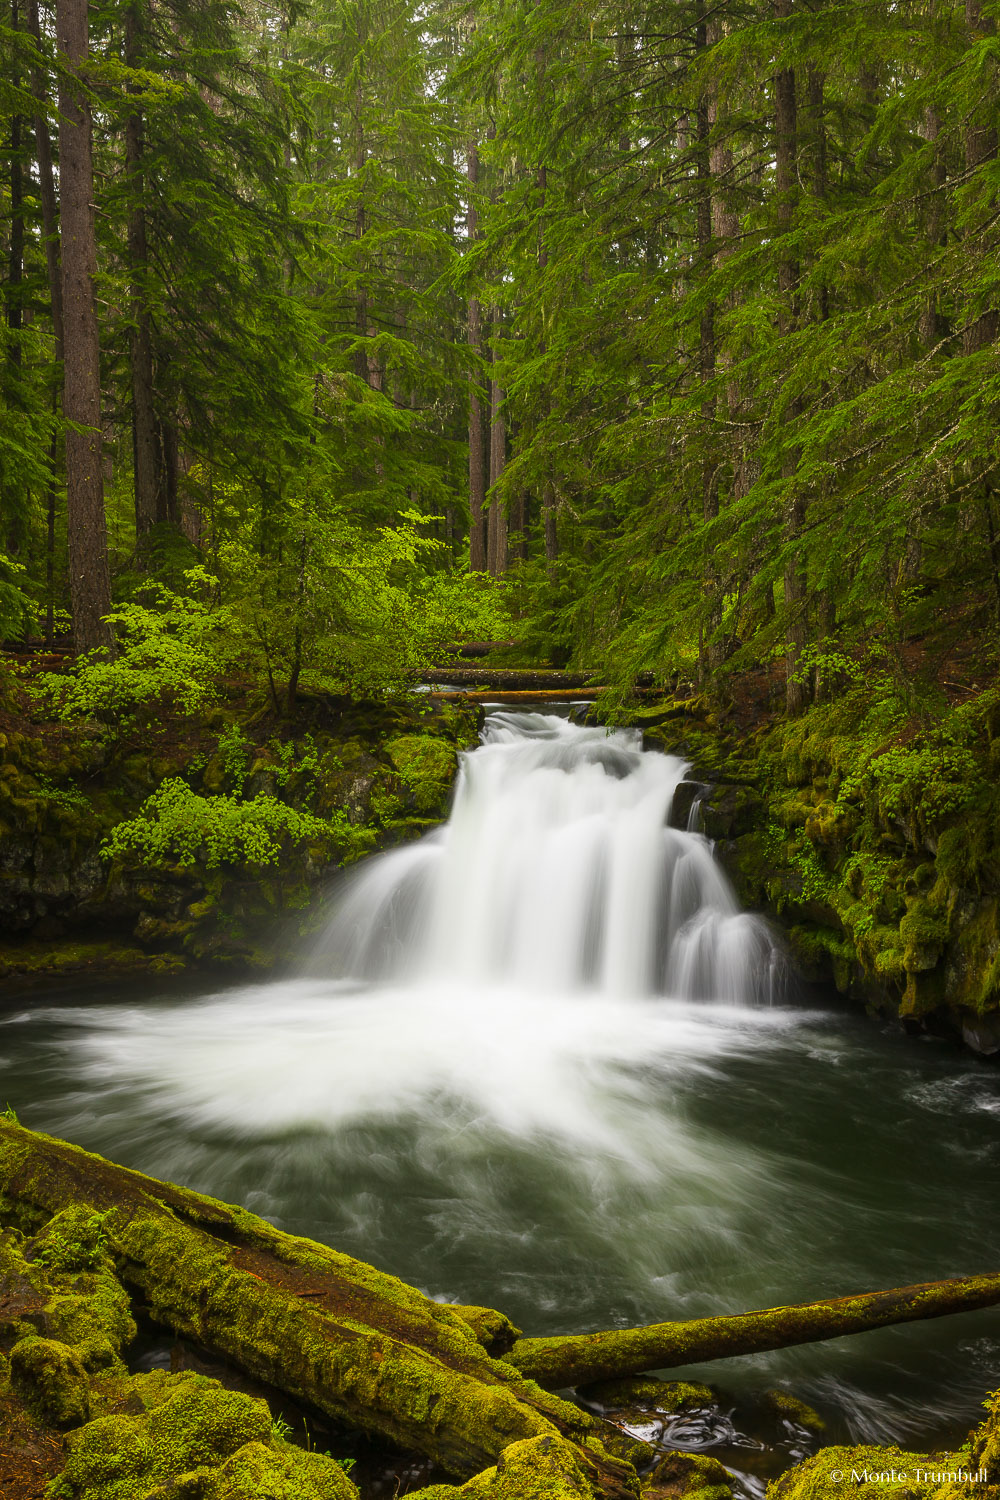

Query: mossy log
[426,688,661,703]
[423,671,593,690]
[0,1121,641,1499]
[507,1274,1000,1388]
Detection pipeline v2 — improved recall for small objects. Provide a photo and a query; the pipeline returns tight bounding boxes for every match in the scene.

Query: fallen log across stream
[3,1121,1000,1497]
[508,1273,1000,1388]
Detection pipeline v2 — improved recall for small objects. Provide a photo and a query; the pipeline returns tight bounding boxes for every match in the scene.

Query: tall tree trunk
[487,322,507,576]
[708,20,754,517]
[125,3,160,546]
[775,0,806,715]
[537,162,558,572]
[467,140,487,571]
[28,0,64,647]
[4,0,26,560]
[512,488,529,562]
[963,0,998,356]
[7,0,24,374]
[27,0,63,358]
[920,106,946,347]
[56,0,113,653]
[353,63,370,387]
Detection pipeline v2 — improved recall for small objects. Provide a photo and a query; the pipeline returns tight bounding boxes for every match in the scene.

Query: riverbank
[0,661,480,982]
[634,682,1000,1054]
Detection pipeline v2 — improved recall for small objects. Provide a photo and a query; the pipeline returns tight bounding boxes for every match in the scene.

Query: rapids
[2,710,999,1462]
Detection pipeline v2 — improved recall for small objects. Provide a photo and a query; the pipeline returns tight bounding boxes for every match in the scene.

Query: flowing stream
[3,710,1000,1477]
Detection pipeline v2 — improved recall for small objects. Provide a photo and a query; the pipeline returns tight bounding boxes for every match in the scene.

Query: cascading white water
[310,710,781,1006]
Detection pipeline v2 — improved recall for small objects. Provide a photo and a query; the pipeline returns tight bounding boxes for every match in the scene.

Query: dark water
[2,979,998,1457]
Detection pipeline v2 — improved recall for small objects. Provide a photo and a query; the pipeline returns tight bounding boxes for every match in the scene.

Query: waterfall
[310,711,781,1005]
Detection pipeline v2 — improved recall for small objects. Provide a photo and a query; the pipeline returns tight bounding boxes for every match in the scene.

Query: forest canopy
[2,0,999,712]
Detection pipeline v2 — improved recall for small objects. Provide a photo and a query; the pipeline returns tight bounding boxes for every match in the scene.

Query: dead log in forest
[0,1121,642,1497]
[423,669,594,689]
[508,1273,1000,1389]
[428,689,626,703]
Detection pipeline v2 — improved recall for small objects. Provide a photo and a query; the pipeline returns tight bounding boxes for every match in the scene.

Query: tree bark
[920,106,946,347]
[423,668,591,689]
[467,141,487,572]
[56,0,113,653]
[696,7,718,679]
[27,0,63,360]
[536,164,558,573]
[487,324,507,576]
[7,0,24,373]
[509,1271,1000,1389]
[124,2,161,545]
[27,0,64,647]
[0,1121,641,1498]
[963,0,998,355]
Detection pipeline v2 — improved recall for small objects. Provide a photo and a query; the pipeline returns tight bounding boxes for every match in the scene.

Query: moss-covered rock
[759,1389,825,1435]
[767,1390,1000,1500]
[47,1369,361,1500]
[459,1432,614,1500]
[630,689,1000,1051]
[387,734,459,817]
[0,693,477,984]
[641,1451,733,1500]
[9,1334,92,1428]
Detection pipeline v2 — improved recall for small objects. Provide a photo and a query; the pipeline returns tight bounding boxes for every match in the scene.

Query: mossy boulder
[759,1389,825,1435]
[210,1439,359,1500]
[767,1391,1000,1500]
[641,1451,732,1500]
[458,1432,611,1500]
[9,1334,92,1428]
[47,1369,359,1500]
[387,734,459,817]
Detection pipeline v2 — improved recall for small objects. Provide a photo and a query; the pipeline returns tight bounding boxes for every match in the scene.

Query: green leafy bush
[33,570,232,722]
[103,779,346,868]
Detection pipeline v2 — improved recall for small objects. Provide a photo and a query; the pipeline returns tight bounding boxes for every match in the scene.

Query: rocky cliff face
[0,683,479,985]
[640,694,1000,1055]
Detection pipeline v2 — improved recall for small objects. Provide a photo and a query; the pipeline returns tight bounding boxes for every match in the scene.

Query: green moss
[768,1393,1000,1500]
[9,1334,92,1428]
[449,1304,523,1357]
[459,1433,611,1500]
[31,1206,112,1274]
[578,1378,713,1414]
[760,1389,825,1434]
[0,939,180,983]
[642,1451,732,1500]
[214,1439,359,1500]
[386,734,458,817]
[767,1445,940,1500]
[49,1372,273,1498]
[900,897,950,973]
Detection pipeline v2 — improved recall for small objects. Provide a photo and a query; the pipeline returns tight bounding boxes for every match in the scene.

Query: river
[2,710,998,1472]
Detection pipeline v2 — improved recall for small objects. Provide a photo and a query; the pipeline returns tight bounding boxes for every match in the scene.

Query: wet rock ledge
[0,675,480,983]
[632,692,1000,1054]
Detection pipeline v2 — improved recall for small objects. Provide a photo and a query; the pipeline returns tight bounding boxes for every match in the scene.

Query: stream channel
[2,709,1000,1489]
